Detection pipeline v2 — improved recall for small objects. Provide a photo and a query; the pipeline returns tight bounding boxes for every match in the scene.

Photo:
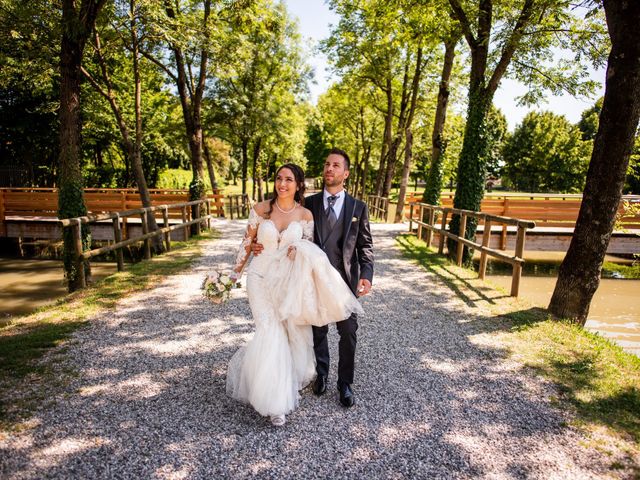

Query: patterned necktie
[326,195,338,230]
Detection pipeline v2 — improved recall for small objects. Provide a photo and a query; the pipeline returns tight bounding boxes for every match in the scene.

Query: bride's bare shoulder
[300,206,314,222]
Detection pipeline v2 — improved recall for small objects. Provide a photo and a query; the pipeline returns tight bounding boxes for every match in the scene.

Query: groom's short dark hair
[329,147,350,170]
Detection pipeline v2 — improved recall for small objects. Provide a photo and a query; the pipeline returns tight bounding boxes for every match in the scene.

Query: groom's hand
[251,240,264,256]
[357,278,371,297]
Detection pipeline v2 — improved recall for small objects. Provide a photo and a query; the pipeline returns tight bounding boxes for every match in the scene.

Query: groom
[304,148,374,407]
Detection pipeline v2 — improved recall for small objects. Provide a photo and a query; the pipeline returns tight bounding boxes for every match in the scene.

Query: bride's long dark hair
[266,163,306,218]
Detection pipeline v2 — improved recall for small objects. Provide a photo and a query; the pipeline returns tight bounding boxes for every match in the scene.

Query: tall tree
[209,0,310,199]
[423,30,461,205]
[446,0,605,261]
[548,0,640,324]
[165,0,209,215]
[81,0,164,252]
[58,0,107,291]
[395,46,426,222]
[502,111,589,193]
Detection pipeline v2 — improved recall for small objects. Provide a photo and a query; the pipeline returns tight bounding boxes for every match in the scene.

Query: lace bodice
[233,208,314,274]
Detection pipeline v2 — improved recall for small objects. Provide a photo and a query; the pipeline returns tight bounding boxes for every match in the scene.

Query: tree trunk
[264,153,274,199]
[251,137,262,201]
[424,33,459,206]
[241,137,249,195]
[375,75,393,196]
[255,137,263,201]
[395,47,424,223]
[58,0,105,291]
[395,129,413,223]
[164,0,210,234]
[130,1,163,253]
[361,118,375,198]
[447,88,492,261]
[548,0,640,324]
[361,145,370,199]
[203,138,218,192]
[382,61,411,198]
[447,0,536,262]
[82,23,163,253]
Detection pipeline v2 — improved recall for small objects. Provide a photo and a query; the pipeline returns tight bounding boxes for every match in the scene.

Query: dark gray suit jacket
[305,192,374,294]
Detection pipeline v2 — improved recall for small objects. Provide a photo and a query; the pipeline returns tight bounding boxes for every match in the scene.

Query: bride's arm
[288,211,314,260]
[302,217,314,241]
[232,207,261,279]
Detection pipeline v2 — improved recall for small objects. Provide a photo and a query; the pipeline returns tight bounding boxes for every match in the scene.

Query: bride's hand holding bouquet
[201,269,240,304]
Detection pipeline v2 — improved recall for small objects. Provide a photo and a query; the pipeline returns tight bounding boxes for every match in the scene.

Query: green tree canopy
[502,111,590,193]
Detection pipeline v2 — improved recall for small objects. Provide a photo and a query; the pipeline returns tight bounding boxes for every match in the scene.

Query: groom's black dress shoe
[313,375,327,395]
[337,381,355,408]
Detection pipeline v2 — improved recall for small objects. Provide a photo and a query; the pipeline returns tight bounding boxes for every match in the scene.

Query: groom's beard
[323,179,346,189]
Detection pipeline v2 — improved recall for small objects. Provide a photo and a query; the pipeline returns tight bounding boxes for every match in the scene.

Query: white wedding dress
[226,208,363,418]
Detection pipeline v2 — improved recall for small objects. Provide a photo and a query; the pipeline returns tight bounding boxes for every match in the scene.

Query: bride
[226,163,363,426]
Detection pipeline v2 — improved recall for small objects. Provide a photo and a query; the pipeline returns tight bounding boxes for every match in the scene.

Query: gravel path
[0,221,618,479]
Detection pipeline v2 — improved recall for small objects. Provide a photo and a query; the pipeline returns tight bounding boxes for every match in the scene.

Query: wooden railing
[59,198,215,289]
[227,193,251,219]
[409,202,536,297]
[366,195,389,221]
[403,192,640,230]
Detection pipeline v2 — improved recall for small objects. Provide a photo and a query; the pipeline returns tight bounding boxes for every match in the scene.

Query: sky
[282,0,606,131]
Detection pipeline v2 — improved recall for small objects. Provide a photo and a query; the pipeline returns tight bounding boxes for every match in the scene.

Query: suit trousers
[312,312,358,385]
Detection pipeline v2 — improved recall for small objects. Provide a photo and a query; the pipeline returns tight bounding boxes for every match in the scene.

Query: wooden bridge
[368,192,640,255]
[0,188,250,244]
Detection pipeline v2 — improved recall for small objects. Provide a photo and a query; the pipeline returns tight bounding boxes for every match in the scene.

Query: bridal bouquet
[201,270,237,304]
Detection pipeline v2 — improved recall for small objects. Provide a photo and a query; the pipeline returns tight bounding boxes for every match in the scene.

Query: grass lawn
[603,260,640,279]
[396,233,640,472]
[0,230,218,432]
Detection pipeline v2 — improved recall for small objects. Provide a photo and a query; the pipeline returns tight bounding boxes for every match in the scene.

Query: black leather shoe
[313,375,327,395]
[337,381,355,408]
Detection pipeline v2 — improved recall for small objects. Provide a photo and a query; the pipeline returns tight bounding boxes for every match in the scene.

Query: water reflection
[483,268,640,357]
[0,258,118,325]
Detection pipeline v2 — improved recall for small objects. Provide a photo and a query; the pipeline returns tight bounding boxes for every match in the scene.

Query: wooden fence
[227,194,251,219]
[59,198,214,289]
[366,195,390,221]
[410,202,536,297]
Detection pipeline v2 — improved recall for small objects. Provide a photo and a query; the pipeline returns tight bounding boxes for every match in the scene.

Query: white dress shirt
[323,189,345,219]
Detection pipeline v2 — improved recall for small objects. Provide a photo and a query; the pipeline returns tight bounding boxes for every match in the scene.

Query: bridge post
[162,206,171,252]
[511,224,527,297]
[181,206,189,240]
[194,203,202,236]
[72,220,86,289]
[141,210,151,260]
[426,207,436,247]
[456,213,467,266]
[408,203,414,233]
[112,214,124,271]
[479,218,492,279]
[0,189,5,236]
[438,209,449,255]
[205,199,211,230]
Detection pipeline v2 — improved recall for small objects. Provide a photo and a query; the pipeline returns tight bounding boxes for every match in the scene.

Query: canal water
[480,256,640,357]
[0,258,117,326]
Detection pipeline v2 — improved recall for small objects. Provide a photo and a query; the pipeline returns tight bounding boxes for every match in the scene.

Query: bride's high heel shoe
[270,415,286,426]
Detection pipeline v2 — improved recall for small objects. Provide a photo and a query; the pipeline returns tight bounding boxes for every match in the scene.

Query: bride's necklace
[275,199,297,214]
